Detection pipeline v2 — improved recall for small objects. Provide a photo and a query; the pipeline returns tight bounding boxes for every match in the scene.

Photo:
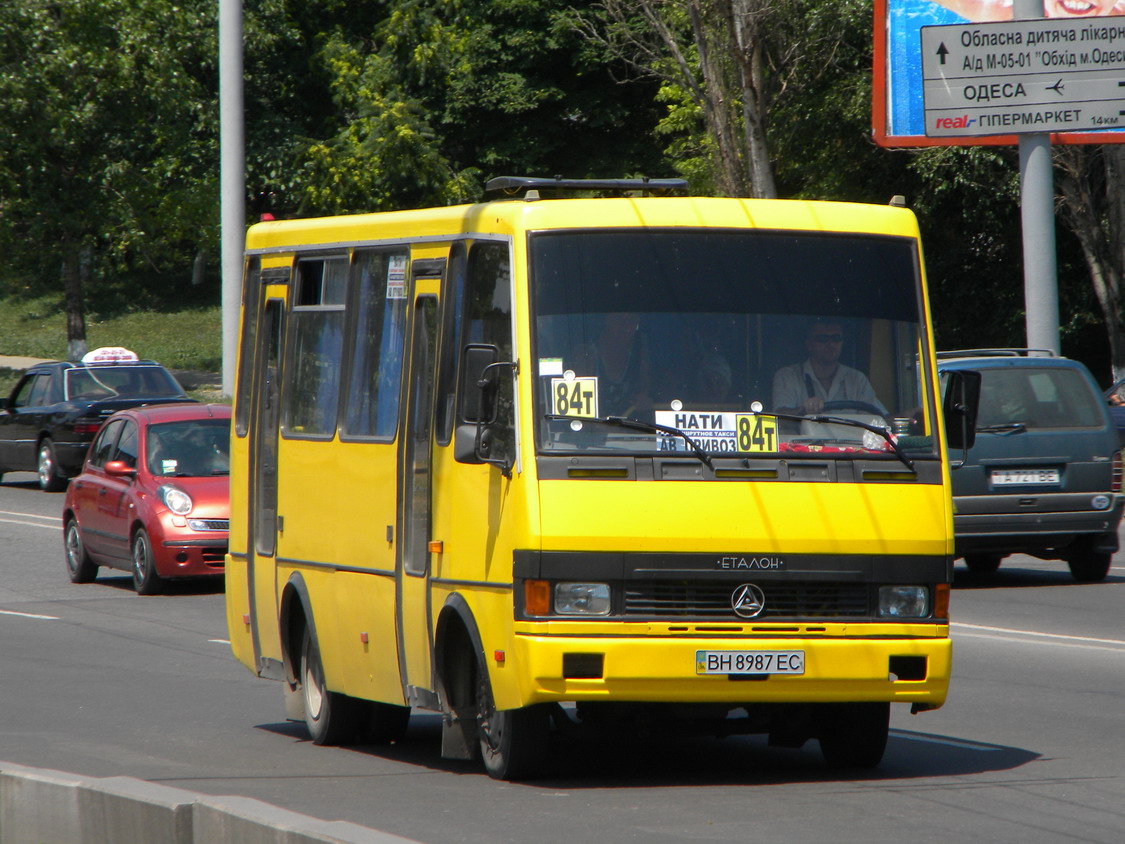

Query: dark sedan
[0,349,194,491]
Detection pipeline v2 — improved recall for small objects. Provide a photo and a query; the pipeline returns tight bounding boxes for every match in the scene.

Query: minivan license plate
[695,650,805,675]
[991,468,1060,485]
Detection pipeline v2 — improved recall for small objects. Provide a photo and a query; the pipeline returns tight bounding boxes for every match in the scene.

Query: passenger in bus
[587,312,652,417]
[772,320,886,416]
[692,353,733,405]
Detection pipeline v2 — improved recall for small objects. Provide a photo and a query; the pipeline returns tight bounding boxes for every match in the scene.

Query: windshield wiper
[976,422,1027,435]
[545,414,713,469]
[758,410,915,472]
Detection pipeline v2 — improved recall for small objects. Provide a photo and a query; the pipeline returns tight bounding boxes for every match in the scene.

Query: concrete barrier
[0,761,419,844]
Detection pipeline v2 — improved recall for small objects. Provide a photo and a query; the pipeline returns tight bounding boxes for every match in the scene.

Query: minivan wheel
[1067,551,1111,583]
[963,554,1003,575]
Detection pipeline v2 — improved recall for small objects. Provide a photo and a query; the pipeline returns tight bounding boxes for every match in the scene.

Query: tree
[278,0,668,219]
[0,0,219,357]
[573,0,863,198]
[1055,146,1125,381]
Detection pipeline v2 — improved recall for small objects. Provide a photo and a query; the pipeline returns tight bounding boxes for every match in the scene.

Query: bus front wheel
[476,670,549,780]
[818,702,889,769]
[300,627,363,746]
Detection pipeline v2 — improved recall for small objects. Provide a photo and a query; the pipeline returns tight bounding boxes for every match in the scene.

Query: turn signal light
[1113,452,1123,493]
[524,580,551,616]
[934,583,950,620]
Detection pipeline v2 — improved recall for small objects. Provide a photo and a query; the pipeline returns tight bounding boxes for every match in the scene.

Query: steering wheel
[820,400,887,418]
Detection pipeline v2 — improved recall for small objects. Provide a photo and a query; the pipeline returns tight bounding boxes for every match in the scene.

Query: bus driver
[772,319,886,416]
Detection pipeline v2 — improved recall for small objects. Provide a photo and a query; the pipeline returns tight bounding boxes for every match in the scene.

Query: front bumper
[954,493,1124,556]
[506,625,951,709]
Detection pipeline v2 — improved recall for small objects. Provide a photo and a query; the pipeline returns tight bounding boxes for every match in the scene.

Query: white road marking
[0,510,62,531]
[208,639,231,645]
[0,610,59,620]
[952,622,1125,648]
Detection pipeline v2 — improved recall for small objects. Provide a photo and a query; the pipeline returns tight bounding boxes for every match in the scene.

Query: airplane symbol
[1047,80,1065,95]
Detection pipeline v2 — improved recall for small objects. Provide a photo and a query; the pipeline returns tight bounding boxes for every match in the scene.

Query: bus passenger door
[248,297,285,677]
[397,295,438,701]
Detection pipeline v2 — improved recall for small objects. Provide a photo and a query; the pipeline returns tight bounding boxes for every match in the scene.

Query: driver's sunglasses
[812,333,844,343]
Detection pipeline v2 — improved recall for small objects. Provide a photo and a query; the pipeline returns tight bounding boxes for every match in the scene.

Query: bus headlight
[555,583,611,615]
[878,585,930,618]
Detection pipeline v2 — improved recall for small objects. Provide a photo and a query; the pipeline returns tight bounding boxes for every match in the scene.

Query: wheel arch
[434,593,487,714]
[279,572,316,690]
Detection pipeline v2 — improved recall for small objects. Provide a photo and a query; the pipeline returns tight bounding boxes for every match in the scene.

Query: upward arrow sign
[936,43,949,65]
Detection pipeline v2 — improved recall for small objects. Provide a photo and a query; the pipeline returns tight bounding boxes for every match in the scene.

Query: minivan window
[977,367,1102,429]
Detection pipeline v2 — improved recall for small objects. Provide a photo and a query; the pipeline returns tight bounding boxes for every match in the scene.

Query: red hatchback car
[62,403,231,594]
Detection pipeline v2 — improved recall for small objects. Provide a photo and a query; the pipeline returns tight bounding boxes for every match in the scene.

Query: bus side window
[435,243,467,446]
[282,256,348,438]
[341,250,409,440]
[456,242,513,464]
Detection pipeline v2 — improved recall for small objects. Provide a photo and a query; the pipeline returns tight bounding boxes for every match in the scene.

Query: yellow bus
[226,177,977,780]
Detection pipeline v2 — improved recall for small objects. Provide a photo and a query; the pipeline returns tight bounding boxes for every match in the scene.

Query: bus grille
[623,581,871,619]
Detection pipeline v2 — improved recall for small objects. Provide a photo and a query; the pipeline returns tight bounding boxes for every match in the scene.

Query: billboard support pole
[1014,0,1060,355]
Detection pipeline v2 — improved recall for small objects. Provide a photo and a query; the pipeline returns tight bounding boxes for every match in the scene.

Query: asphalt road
[2,471,1124,844]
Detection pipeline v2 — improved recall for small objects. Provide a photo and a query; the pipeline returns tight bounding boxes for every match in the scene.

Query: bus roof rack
[936,348,1057,359]
[484,176,689,199]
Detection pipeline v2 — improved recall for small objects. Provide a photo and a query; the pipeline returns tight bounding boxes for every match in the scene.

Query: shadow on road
[83,573,225,596]
[256,710,1039,789]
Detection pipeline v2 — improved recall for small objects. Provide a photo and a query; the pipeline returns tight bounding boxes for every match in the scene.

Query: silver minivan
[939,349,1123,582]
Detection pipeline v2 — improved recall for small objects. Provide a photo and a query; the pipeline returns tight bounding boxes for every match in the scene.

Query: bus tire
[476,670,549,781]
[818,702,889,769]
[300,626,363,746]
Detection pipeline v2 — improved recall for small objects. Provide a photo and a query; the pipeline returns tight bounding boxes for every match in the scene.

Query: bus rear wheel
[476,670,549,780]
[818,702,889,769]
[300,627,364,746]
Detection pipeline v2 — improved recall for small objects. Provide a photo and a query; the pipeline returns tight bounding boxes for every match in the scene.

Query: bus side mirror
[459,344,500,424]
[454,344,516,477]
[943,369,981,455]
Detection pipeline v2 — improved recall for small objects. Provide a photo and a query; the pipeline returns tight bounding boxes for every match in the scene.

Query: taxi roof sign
[81,347,139,364]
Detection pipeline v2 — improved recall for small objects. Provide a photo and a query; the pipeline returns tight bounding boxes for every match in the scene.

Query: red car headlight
[158,484,193,515]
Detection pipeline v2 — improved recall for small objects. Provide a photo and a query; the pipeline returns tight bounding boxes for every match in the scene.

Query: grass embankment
[0,296,223,398]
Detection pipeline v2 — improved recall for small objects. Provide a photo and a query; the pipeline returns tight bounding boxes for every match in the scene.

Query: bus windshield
[531,228,936,460]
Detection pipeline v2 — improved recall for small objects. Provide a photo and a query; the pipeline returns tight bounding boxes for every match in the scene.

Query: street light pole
[219,0,244,397]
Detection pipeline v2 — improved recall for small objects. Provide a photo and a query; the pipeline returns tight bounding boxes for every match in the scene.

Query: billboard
[873,0,1125,146]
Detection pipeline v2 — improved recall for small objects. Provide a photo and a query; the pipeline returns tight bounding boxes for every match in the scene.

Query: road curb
[0,761,421,844]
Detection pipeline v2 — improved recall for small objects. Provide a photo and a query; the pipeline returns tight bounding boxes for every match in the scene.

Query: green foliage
[0,0,221,301]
